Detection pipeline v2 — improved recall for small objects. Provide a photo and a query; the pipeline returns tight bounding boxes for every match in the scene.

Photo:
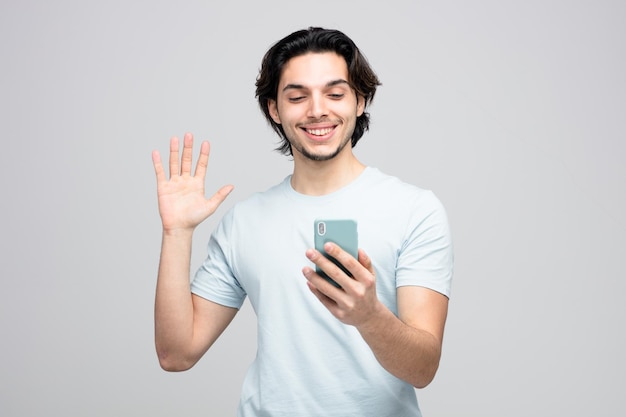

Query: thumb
[206,184,235,214]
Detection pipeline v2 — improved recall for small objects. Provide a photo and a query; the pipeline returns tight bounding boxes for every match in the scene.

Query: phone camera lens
[318,222,326,236]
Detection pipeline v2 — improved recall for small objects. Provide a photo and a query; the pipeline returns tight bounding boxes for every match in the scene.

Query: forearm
[356,303,442,388]
[154,229,197,369]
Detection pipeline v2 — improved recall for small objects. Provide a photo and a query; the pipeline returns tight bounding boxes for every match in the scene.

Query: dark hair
[255,27,381,155]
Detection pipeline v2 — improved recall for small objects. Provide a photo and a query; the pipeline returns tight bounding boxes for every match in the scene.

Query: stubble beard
[293,134,351,161]
[288,120,356,162]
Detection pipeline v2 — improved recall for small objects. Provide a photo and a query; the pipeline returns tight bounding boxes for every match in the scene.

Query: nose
[307,92,328,119]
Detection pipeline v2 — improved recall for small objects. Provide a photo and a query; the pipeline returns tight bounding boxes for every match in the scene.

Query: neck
[290,151,366,196]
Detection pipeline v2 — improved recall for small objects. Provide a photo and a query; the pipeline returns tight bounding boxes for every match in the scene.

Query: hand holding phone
[314,219,358,288]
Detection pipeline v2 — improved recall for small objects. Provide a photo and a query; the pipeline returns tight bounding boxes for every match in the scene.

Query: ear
[356,95,365,117]
[268,99,281,124]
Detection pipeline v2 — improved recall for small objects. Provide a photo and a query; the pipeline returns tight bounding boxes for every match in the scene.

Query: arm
[152,133,235,371]
[303,244,448,388]
[356,285,448,388]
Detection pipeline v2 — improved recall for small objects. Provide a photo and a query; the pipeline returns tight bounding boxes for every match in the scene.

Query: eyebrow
[282,79,350,92]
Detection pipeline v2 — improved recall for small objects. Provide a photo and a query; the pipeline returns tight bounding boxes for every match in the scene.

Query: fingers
[180,132,194,175]
[168,136,180,178]
[158,132,223,190]
[165,133,209,179]
[305,243,374,288]
[320,243,361,281]
[194,141,210,178]
[306,281,338,310]
[152,150,166,183]
[304,249,352,292]
[304,245,379,326]
[357,248,376,276]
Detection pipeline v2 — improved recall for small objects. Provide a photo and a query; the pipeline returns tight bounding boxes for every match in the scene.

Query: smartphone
[314,219,358,288]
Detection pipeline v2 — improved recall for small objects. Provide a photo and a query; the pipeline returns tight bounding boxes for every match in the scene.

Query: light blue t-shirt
[191,167,454,417]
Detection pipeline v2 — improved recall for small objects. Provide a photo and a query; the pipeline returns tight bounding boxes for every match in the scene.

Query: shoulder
[364,167,444,210]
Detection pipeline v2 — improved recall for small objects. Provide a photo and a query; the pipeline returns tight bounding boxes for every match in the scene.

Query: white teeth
[307,128,333,136]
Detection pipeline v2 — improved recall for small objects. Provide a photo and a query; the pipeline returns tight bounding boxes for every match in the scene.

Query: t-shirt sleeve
[190,210,247,309]
[395,190,454,297]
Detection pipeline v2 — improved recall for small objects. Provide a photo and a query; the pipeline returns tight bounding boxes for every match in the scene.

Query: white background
[1,1,624,415]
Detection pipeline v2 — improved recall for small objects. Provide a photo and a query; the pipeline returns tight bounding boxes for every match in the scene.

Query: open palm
[152,133,233,233]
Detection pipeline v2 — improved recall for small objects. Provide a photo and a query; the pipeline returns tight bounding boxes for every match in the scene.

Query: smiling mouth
[305,127,334,136]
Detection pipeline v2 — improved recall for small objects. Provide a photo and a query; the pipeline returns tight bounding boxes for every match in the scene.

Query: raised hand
[152,133,233,233]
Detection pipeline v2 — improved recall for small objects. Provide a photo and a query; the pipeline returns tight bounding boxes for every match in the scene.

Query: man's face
[268,52,365,162]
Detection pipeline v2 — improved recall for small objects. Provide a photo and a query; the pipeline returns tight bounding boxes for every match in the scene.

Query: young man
[152,27,453,417]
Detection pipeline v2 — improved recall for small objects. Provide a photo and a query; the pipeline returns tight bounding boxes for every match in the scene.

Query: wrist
[162,227,195,239]
[356,301,393,334]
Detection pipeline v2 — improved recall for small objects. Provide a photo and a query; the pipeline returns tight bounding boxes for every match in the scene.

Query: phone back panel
[314,219,358,287]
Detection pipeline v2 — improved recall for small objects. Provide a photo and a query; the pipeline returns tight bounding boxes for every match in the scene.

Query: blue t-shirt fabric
[191,167,454,417]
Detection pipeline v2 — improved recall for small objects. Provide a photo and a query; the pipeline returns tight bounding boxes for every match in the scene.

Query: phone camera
[317,221,326,236]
